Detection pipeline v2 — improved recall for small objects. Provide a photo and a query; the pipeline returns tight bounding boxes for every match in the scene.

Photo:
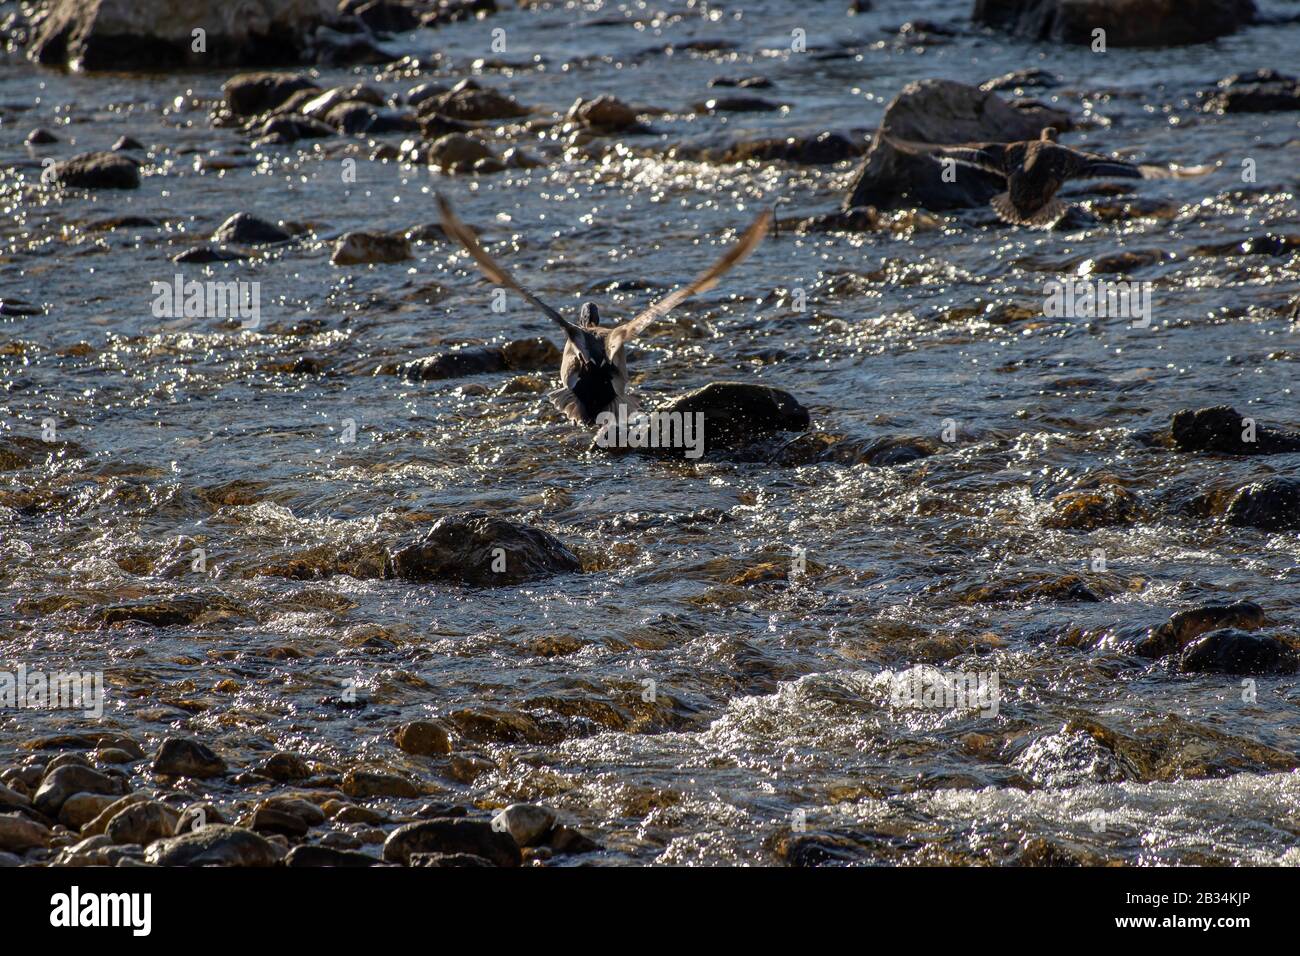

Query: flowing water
[1,0,1298,865]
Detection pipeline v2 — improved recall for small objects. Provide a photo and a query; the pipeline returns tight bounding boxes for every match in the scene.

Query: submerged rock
[382,819,521,867]
[1137,600,1268,658]
[569,95,641,132]
[331,231,412,265]
[223,72,320,117]
[145,825,281,866]
[1203,70,1300,113]
[1225,479,1300,531]
[32,0,339,70]
[972,0,1254,47]
[426,80,528,121]
[645,382,811,457]
[1176,629,1298,675]
[212,212,291,245]
[1171,405,1300,454]
[387,512,581,586]
[51,151,140,189]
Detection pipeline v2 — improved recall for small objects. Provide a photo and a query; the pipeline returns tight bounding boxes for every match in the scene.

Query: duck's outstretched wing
[1069,150,1214,181]
[607,209,771,351]
[436,194,585,342]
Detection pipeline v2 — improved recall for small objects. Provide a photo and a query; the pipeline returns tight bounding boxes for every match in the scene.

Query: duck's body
[437,195,771,426]
[924,128,1199,228]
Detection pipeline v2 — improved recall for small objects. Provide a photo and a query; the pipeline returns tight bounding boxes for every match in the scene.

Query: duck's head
[579,302,601,327]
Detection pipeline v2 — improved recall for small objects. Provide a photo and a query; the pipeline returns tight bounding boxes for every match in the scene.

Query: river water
[1,0,1298,864]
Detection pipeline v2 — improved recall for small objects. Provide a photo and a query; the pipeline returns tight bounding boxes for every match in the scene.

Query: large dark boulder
[31,0,338,70]
[634,382,811,458]
[386,512,581,586]
[1176,629,1298,675]
[1171,405,1300,454]
[843,79,1069,212]
[1136,600,1267,658]
[972,0,1255,47]
[1225,479,1300,531]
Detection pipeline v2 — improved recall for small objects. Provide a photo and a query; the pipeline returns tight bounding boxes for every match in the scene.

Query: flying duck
[921,128,1207,228]
[437,194,771,426]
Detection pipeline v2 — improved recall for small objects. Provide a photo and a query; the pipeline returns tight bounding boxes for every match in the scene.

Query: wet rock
[145,824,281,867]
[980,68,1062,92]
[341,769,419,798]
[382,818,521,867]
[879,78,1062,145]
[493,803,556,847]
[710,75,773,89]
[1177,629,1298,675]
[0,784,31,812]
[33,2,338,69]
[81,793,149,837]
[52,151,140,190]
[331,231,412,265]
[93,595,208,627]
[426,80,528,121]
[547,825,600,855]
[310,27,395,67]
[501,336,562,370]
[254,752,311,781]
[258,114,336,141]
[568,95,640,131]
[843,79,1064,212]
[105,800,176,845]
[1225,479,1300,531]
[409,851,495,866]
[406,82,448,109]
[345,0,423,32]
[58,792,118,830]
[686,130,863,166]
[972,0,1254,47]
[0,813,51,852]
[212,212,291,245]
[112,135,145,151]
[1171,405,1300,454]
[246,806,309,837]
[223,72,320,117]
[152,737,227,778]
[646,382,811,457]
[173,247,250,264]
[403,347,505,380]
[1203,70,1300,113]
[417,112,476,139]
[258,795,325,827]
[386,512,582,586]
[26,128,58,144]
[449,707,555,744]
[285,845,380,867]
[1137,600,1267,658]
[175,803,228,834]
[1044,483,1140,530]
[694,96,783,113]
[394,720,453,756]
[426,132,494,170]
[33,766,125,817]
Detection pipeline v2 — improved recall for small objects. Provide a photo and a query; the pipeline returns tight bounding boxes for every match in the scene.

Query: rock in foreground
[386,512,582,586]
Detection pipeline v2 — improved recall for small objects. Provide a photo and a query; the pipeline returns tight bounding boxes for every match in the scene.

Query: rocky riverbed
[0,0,1298,866]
